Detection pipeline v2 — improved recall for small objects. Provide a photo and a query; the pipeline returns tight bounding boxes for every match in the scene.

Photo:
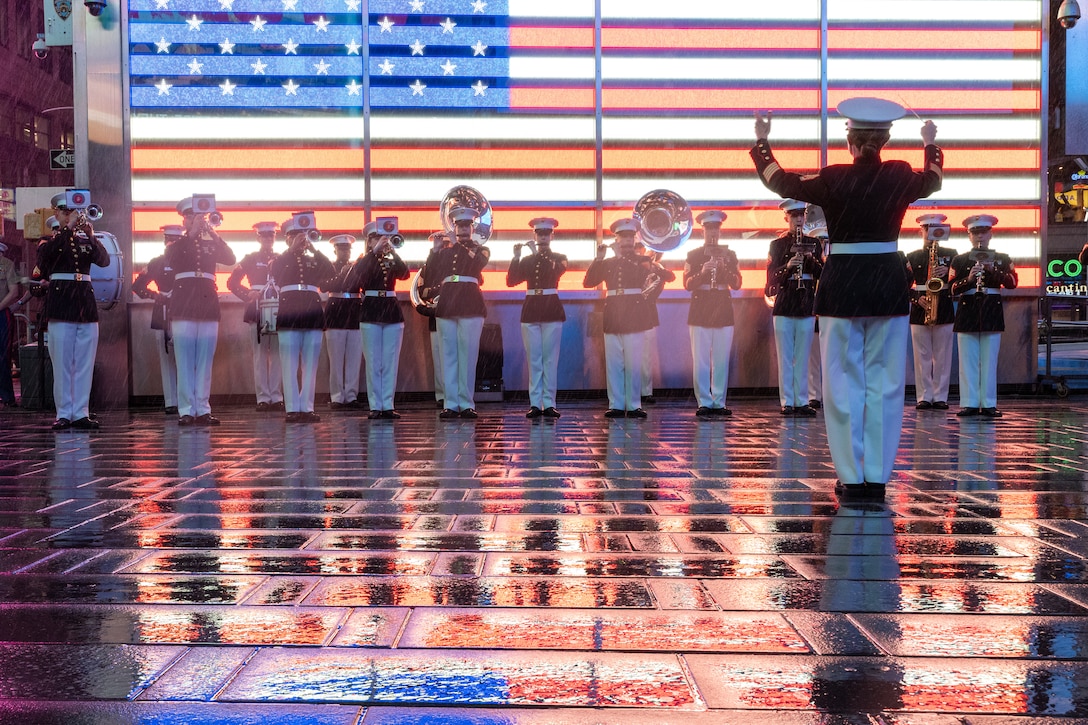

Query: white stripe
[133,178,365,203]
[828,0,1041,22]
[603,56,821,81]
[601,0,819,19]
[829,57,1040,83]
[372,177,596,203]
[828,118,1041,143]
[132,114,596,143]
[510,56,596,80]
[604,116,821,142]
[931,177,1040,201]
[509,0,595,17]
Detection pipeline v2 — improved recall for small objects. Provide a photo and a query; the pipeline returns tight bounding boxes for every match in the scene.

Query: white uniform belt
[526,288,558,296]
[331,292,361,298]
[49,272,91,282]
[174,271,217,281]
[443,275,478,284]
[828,242,898,255]
[606,288,643,297]
[961,288,1001,295]
[364,290,395,297]
[794,274,814,280]
[694,285,725,291]
[281,284,319,293]
[913,283,947,291]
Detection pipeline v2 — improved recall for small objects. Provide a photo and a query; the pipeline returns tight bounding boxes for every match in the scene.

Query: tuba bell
[632,189,693,253]
[440,185,493,245]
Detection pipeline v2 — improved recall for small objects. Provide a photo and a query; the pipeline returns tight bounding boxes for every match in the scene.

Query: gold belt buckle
[616,289,625,295]
[75,273,85,282]
[531,289,542,295]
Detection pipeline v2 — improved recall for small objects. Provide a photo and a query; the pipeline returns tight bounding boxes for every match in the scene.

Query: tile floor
[1,397,1087,723]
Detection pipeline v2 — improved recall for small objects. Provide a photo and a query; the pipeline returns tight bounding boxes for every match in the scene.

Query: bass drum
[91,231,124,310]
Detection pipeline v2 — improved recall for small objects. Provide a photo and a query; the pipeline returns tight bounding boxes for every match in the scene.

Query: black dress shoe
[834,481,866,498]
[177,415,195,426]
[780,406,795,416]
[71,417,100,430]
[604,408,625,419]
[526,406,543,419]
[303,412,322,423]
[164,406,179,415]
[807,399,822,410]
[460,408,478,419]
[715,407,733,417]
[436,399,445,409]
[329,401,346,410]
[696,406,714,418]
[439,408,459,419]
[795,405,817,417]
[980,407,1003,418]
[542,407,561,418]
[915,400,933,410]
[932,401,949,410]
[270,401,285,412]
[382,410,402,419]
[195,414,220,426]
[256,402,270,412]
[51,418,71,431]
[957,407,981,417]
[642,395,657,406]
[285,412,302,422]
[864,482,887,499]
[628,408,648,419]
[368,410,382,419]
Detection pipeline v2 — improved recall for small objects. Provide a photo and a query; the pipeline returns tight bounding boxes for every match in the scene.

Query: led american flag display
[128,0,1044,289]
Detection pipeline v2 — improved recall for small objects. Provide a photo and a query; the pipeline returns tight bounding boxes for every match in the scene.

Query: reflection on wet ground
[2,398,1088,720]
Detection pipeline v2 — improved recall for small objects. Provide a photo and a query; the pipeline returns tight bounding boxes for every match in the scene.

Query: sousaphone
[410,186,494,313]
[633,189,693,253]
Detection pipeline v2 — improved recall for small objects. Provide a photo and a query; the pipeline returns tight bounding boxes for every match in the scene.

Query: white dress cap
[253,221,278,234]
[915,213,948,227]
[529,217,558,231]
[696,210,727,225]
[778,199,807,213]
[329,234,356,246]
[837,97,905,130]
[448,207,478,224]
[610,218,639,235]
[963,214,998,230]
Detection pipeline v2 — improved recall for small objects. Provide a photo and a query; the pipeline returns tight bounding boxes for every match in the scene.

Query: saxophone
[921,241,945,326]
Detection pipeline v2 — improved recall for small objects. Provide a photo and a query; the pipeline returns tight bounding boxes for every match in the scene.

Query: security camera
[32,35,48,60]
[84,0,106,16]
[1059,0,1081,29]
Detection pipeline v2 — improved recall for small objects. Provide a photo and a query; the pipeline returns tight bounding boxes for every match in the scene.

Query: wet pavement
[1,397,1088,723]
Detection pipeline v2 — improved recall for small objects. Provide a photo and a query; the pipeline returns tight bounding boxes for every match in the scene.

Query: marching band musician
[416,231,451,409]
[38,192,110,430]
[584,218,662,419]
[228,221,284,413]
[169,196,236,426]
[270,213,334,423]
[346,222,410,419]
[950,214,1017,419]
[431,207,490,419]
[506,217,568,419]
[752,98,942,498]
[906,213,957,411]
[684,210,743,418]
[131,224,181,416]
[766,199,822,417]
[322,234,364,411]
[636,242,674,406]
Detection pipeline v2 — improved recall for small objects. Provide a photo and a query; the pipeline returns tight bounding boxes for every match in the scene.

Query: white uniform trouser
[820,315,909,486]
[252,328,282,404]
[437,316,484,412]
[641,326,657,397]
[430,329,445,404]
[154,327,178,409]
[689,325,733,409]
[773,316,815,407]
[911,323,955,403]
[604,331,644,411]
[48,321,98,421]
[172,320,218,418]
[362,322,404,411]
[326,327,363,404]
[278,329,323,413]
[808,331,822,403]
[957,331,1001,409]
[522,321,563,410]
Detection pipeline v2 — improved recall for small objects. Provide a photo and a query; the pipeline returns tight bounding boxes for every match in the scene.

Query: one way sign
[50,149,74,170]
